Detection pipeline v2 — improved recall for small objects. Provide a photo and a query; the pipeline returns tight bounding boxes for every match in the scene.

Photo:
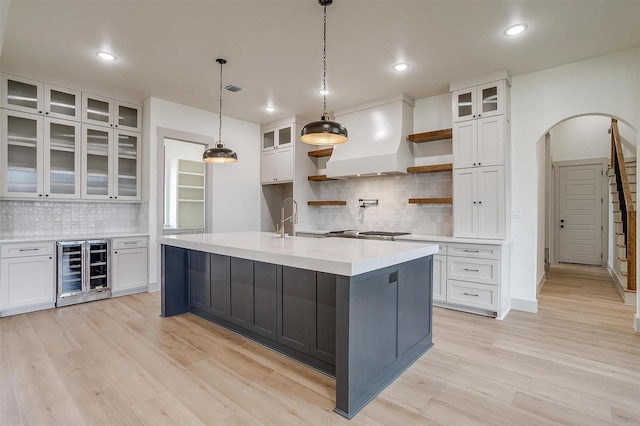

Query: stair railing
[610,118,636,291]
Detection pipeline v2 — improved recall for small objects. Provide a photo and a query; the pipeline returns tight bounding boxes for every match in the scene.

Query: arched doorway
[536,114,637,305]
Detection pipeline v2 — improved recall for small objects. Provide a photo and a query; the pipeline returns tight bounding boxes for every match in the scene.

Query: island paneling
[160,232,436,419]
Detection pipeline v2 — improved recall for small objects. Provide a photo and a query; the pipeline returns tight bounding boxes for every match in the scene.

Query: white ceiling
[1,1,639,125]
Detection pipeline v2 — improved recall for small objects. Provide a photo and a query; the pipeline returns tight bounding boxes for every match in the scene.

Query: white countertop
[0,232,149,244]
[158,231,438,277]
[295,229,509,246]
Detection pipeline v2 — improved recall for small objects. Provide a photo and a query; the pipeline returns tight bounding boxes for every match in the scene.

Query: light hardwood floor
[1,265,639,425]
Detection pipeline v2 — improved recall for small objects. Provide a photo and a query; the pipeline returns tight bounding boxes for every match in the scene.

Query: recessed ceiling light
[96,51,117,61]
[264,106,276,112]
[504,23,527,36]
[393,63,409,71]
[318,89,331,95]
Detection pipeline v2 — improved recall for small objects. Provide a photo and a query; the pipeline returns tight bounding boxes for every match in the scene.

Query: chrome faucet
[280,198,298,238]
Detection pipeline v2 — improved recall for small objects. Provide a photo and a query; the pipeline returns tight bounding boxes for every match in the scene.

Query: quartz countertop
[0,232,149,244]
[295,229,510,246]
[158,231,438,277]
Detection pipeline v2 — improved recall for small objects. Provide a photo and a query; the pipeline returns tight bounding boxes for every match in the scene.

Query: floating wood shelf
[408,197,453,205]
[308,175,337,182]
[407,128,452,143]
[308,200,347,206]
[407,163,453,174]
[307,148,334,158]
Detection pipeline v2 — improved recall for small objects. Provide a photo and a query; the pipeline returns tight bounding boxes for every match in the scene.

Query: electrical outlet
[389,271,398,283]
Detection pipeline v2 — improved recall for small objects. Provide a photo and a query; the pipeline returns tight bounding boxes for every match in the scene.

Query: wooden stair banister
[611,118,635,291]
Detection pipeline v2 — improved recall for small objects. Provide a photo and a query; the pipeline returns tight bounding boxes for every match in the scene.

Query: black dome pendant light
[203,58,238,163]
[300,0,348,146]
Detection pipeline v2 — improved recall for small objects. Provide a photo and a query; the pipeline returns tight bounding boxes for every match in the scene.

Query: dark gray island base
[161,244,433,419]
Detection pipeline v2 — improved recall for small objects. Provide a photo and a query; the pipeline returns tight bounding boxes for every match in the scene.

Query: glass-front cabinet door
[114,130,140,200]
[44,118,81,198]
[0,110,44,198]
[115,102,141,132]
[44,84,81,121]
[262,128,275,151]
[1,74,44,115]
[476,81,504,119]
[452,87,476,122]
[82,124,113,199]
[277,125,293,148]
[82,93,113,128]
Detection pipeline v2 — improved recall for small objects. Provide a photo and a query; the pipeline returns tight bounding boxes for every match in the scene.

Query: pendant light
[300,0,348,146]
[203,58,238,163]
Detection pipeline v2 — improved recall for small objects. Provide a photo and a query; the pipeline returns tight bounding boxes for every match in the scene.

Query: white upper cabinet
[43,118,82,198]
[1,74,81,121]
[82,93,141,132]
[452,80,505,123]
[44,84,81,121]
[260,120,296,184]
[81,124,141,200]
[262,123,293,152]
[0,110,44,198]
[1,74,44,115]
[453,115,505,169]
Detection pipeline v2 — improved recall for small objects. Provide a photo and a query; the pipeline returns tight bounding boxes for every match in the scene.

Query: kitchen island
[159,232,437,419]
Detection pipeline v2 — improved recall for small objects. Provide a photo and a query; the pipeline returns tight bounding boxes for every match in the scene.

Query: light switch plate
[512,209,522,218]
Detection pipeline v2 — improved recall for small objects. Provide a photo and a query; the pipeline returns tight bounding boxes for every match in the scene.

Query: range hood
[326,94,414,178]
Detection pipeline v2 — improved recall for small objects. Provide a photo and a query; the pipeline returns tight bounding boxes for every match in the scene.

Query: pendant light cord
[322,4,327,118]
[218,60,223,146]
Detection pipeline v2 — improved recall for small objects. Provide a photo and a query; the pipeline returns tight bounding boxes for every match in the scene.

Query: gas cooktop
[326,230,411,241]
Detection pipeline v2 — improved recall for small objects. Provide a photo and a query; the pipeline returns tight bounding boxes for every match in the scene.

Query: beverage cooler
[57,240,111,306]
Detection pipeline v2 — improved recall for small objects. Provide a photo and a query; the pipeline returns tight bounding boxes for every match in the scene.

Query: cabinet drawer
[1,241,55,258]
[447,280,498,311]
[112,237,147,250]
[447,256,499,285]
[447,243,500,260]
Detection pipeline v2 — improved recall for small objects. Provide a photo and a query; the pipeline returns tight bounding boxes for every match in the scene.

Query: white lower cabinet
[432,254,447,302]
[0,241,56,316]
[447,280,498,311]
[111,237,148,296]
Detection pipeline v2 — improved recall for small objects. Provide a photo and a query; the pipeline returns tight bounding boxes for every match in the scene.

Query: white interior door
[558,163,603,265]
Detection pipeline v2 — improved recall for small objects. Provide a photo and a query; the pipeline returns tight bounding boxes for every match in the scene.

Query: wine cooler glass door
[88,240,110,291]
[58,242,84,297]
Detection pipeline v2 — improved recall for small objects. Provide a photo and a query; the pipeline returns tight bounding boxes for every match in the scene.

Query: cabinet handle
[478,162,481,165]
[463,268,480,272]
[19,248,40,252]
[123,242,136,245]
[463,249,479,253]
[478,201,482,205]
[463,292,479,297]
[38,194,43,197]
[478,114,482,117]
[473,163,476,166]
[114,251,118,254]
[45,194,49,197]
[473,201,477,204]
[38,110,43,114]
[45,111,49,115]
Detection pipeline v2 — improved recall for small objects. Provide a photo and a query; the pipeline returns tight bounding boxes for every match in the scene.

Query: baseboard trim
[0,302,55,317]
[537,272,546,294]
[510,297,538,313]
[607,267,636,306]
[148,281,160,293]
[112,286,148,297]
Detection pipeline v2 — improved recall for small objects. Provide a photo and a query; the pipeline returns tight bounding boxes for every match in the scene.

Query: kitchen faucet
[280,198,298,238]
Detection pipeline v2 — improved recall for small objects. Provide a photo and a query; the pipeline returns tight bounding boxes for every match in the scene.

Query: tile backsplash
[309,171,453,235]
[0,201,148,238]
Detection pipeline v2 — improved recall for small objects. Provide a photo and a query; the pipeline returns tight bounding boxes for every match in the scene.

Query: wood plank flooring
[1,265,639,425]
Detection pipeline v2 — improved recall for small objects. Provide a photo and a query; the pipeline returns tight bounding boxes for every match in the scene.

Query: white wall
[550,115,636,161]
[0,1,10,57]
[536,136,546,292]
[144,97,260,288]
[511,47,640,312]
